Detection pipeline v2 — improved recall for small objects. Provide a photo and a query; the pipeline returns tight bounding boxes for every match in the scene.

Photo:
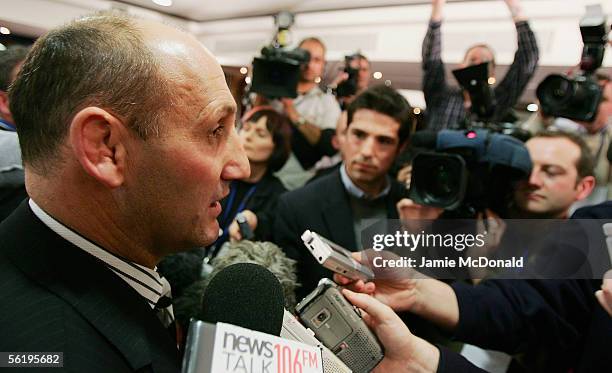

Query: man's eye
[353,131,366,139]
[212,125,225,137]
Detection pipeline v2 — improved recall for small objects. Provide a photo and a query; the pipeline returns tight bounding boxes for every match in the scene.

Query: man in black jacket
[0,14,249,372]
[274,85,413,299]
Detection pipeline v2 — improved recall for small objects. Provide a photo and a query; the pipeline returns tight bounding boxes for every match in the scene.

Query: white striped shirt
[29,199,168,309]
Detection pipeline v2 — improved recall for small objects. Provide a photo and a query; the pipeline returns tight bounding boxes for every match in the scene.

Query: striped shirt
[422,20,539,130]
[29,199,169,309]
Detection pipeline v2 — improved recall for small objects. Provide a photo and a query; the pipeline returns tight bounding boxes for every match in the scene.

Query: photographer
[422,0,539,130]
[575,75,612,207]
[330,53,372,109]
[275,37,341,189]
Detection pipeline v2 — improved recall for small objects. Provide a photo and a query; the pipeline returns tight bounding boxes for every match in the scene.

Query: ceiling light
[245,76,252,84]
[0,27,10,35]
[314,77,321,84]
[384,80,392,86]
[413,108,421,115]
[527,103,539,112]
[373,71,382,80]
[152,0,173,7]
[239,67,248,75]
[0,43,6,51]
[488,77,496,85]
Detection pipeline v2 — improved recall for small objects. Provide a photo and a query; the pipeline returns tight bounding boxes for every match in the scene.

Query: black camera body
[536,8,609,122]
[408,129,532,218]
[336,54,361,98]
[250,46,310,99]
[452,62,496,121]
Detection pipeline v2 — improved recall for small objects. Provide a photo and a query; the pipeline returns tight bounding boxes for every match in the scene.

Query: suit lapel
[321,171,357,250]
[2,203,179,371]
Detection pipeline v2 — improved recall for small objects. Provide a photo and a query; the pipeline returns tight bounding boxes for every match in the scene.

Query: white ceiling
[118,0,449,21]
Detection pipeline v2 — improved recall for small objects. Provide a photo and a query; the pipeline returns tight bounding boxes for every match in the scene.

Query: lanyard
[205,181,258,263]
[0,119,16,131]
[220,182,258,225]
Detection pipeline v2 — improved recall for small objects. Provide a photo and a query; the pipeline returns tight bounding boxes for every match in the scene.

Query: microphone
[236,212,255,240]
[182,263,325,373]
[199,262,285,336]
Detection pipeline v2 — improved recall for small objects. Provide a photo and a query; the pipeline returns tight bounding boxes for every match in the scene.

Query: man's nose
[222,126,250,181]
[360,136,375,158]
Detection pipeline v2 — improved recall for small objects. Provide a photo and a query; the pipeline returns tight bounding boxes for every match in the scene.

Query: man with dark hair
[274,85,412,298]
[0,14,249,372]
[422,0,539,129]
[275,36,342,189]
[513,131,595,218]
[0,46,29,221]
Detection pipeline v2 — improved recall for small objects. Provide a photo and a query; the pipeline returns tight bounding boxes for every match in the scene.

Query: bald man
[0,14,249,372]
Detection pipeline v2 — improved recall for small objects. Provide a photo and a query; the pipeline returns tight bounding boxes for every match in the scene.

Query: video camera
[408,129,532,218]
[536,5,609,122]
[250,11,311,99]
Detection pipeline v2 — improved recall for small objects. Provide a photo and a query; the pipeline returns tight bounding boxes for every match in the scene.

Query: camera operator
[512,131,595,219]
[422,0,539,130]
[275,37,341,189]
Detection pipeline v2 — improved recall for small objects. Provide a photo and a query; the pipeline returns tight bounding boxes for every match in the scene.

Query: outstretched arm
[495,0,539,117]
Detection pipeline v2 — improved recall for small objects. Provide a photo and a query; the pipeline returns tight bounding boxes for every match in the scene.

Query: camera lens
[409,152,468,210]
[537,74,574,109]
[317,312,327,322]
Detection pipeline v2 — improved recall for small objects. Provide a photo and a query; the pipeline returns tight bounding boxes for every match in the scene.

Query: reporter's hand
[333,250,421,312]
[466,209,506,283]
[503,0,526,22]
[228,210,258,242]
[596,270,612,317]
[335,250,461,330]
[431,0,446,22]
[329,71,349,88]
[397,198,444,233]
[342,289,439,373]
[396,164,412,185]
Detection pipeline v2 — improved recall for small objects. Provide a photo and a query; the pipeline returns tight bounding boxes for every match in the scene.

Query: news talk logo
[211,323,323,373]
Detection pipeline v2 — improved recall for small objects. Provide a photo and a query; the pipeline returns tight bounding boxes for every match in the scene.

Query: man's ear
[0,91,13,122]
[575,175,596,201]
[69,107,130,189]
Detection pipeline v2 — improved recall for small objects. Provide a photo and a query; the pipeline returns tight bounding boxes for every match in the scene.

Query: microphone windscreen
[199,263,285,336]
[411,130,438,149]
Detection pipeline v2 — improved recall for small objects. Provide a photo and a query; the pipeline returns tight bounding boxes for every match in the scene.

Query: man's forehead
[351,110,400,137]
[527,137,580,164]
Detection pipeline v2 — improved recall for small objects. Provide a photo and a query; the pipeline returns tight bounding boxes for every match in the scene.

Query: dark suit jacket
[273,168,405,300]
[245,174,287,241]
[0,202,180,372]
[435,202,612,372]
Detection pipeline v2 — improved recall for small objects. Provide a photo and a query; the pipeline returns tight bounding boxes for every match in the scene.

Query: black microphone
[199,262,285,336]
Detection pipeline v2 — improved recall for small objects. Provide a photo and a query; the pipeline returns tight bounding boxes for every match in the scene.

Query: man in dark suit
[274,85,412,299]
[0,14,249,372]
